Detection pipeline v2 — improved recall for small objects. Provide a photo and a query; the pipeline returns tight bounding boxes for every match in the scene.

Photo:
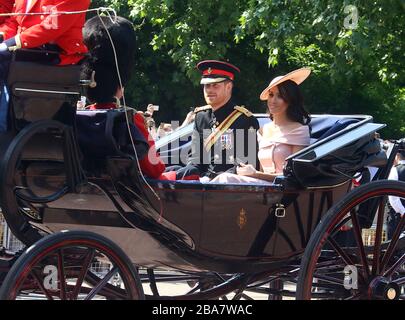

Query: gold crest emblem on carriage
[238,208,247,229]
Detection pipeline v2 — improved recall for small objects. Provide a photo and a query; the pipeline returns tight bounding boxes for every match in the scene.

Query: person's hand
[236,163,257,176]
[0,43,8,52]
[146,104,155,117]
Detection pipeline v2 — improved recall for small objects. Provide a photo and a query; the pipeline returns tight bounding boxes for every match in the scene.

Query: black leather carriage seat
[287,114,386,188]
[7,60,81,132]
[0,58,82,162]
[75,110,149,172]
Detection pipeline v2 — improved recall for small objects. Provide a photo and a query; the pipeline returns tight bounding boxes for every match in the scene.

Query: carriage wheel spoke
[312,259,345,270]
[85,266,119,300]
[239,293,254,300]
[31,269,54,300]
[233,285,249,300]
[350,209,370,279]
[321,236,367,286]
[381,216,405,273]
[371,199,386,276]
[147,269,160,297]
[392,276,405,286]
[57,249,67,300]
[312,273,345,286]
[330,216,352,238]
[344,292,363,300]
[326,237,355,267]
[186,282,205,295]
[384,253,405,278]
[71,248,95,300]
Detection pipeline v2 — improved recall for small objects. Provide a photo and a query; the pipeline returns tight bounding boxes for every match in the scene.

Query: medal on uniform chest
[220,129,233,150]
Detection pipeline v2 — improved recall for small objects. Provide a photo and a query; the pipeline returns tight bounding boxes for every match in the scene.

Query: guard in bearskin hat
[80,15,167,180]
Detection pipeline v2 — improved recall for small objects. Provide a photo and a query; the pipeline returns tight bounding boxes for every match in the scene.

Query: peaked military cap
[197,60,240,85]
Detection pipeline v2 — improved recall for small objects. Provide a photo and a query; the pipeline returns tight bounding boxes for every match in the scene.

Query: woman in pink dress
[211,68,312,185]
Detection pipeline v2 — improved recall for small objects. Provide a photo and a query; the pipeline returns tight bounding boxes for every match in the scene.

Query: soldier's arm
[0,4,19,40]
[7,0,90,50]
[0,0,13,14]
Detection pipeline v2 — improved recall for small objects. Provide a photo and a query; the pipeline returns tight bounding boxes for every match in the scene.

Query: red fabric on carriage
[158,171,200,181]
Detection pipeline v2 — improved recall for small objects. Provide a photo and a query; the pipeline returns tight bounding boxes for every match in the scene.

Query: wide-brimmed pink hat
[259,67,311,101]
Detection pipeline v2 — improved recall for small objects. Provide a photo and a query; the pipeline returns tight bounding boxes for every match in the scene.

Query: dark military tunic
[188,99,259,178]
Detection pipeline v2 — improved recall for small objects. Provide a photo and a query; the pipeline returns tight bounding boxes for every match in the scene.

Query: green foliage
[90,0,404,138]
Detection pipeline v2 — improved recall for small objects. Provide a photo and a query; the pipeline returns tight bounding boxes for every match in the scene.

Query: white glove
[237,164,257,176]
[0,43,8,52]
[146,104,155,116]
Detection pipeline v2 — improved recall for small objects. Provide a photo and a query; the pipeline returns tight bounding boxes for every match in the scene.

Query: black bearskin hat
[81,16,136,104]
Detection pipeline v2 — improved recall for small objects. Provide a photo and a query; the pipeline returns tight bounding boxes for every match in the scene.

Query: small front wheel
[0,230,144,300]
[297,180,405,300]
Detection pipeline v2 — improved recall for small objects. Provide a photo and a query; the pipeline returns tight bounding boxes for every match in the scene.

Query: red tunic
[88,103,167,180]
[0,0,13,25]
[0,0,89,65]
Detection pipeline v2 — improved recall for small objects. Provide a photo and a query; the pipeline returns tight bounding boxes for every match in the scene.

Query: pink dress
[210,124,310,185]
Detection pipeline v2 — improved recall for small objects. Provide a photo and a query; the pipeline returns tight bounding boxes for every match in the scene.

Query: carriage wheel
[297,180,405,300]
[0,231,144,300]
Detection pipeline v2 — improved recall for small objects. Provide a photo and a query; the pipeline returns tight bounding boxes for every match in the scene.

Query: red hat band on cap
[202,69,234,80]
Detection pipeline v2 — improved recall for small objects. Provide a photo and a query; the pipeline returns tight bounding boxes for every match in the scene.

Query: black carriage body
[25,158,352,274]
[11,113,381,274]
[0,58,388,276]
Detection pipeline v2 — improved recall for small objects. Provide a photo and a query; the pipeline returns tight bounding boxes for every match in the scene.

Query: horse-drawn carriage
[0,55,404,300]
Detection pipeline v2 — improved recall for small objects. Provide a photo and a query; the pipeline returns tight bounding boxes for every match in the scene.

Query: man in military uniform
[177,60,259,180]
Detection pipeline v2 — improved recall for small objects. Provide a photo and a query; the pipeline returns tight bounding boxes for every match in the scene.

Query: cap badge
[207,67,212,74]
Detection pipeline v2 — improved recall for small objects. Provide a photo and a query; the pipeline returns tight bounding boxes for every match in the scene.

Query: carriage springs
[152,304,253,317]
